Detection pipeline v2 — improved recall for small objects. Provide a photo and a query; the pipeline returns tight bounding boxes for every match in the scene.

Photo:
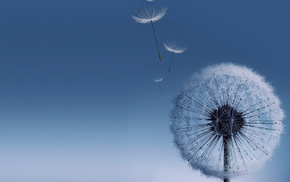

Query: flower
[170,63,284,180]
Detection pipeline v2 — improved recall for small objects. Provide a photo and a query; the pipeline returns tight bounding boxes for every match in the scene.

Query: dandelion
[170,63,284,181]
[164,42,186,73]
[132,5,167,61]
[136,0,155,16]
[154,77,164,93]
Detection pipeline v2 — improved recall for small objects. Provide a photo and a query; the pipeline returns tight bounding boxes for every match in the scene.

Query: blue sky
[0,0,290,181]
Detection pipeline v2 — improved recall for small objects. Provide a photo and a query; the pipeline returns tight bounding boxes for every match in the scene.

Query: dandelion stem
[136,0,146,16]
[159,82,163,93]
[150,20,162,61]
[224,137,231,182]
[168,51,175,73]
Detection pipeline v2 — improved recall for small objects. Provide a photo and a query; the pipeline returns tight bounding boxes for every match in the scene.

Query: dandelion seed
[136,0,155,16]
[154,77,163,82]
[132,5,167,61]
[164,42,186,73]
[171,63,284,181]
[154,77,164,93]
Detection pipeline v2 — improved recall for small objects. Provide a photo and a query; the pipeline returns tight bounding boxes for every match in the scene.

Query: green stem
[223,137,230,182]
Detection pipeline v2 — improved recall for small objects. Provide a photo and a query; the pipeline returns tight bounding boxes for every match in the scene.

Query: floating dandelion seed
[171,63,284,181]
[164,42,186,73]
[132,5,167,61]
[154,77,163,82]
[154,77,164,93]
[136,0,155,16]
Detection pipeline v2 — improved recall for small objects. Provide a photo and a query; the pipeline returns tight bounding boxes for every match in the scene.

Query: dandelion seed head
[132,5,167,24]
[164,42,187,54]
[171,63,284,179]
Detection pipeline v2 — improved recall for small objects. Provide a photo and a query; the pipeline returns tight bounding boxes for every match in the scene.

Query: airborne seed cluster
[132,1,186,84]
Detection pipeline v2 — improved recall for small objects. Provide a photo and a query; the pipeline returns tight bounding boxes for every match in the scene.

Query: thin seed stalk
[159,82,163,93]
[224,137,230,182]
[136,0,146,15]
[168,51,175,73]
[150,20,162,61]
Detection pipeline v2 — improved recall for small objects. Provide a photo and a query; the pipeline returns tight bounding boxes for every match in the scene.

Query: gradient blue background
[0,0,290,181]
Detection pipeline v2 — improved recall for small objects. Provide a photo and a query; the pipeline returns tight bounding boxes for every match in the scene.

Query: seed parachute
[132,5,167,61]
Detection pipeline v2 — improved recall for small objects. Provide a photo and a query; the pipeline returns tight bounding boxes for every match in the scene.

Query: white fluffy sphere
[171,63,284,179]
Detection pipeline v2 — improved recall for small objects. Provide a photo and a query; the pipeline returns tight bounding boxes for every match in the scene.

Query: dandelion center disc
[210,104,245,137]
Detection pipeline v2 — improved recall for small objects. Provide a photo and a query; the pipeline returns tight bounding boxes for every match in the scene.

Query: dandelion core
[210,104,245,137]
